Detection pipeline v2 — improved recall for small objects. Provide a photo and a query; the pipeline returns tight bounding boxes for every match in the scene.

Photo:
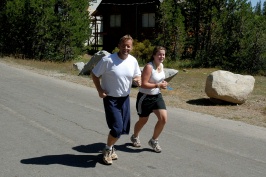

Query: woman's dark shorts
[136,92,166,117]
[103,95,130,138]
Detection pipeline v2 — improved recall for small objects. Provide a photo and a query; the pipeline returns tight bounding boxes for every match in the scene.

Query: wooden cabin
[91,0,161,53]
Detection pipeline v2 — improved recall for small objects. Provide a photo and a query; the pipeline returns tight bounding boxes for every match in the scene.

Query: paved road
[1,62,266,177]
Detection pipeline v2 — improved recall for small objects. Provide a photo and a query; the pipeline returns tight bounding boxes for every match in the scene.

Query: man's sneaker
[102,148,113,165]
[130,135,141,147]
[148,139,162,153]
[111,147,118,160]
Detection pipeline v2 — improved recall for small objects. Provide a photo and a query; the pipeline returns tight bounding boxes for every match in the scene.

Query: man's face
[118,39,133,55]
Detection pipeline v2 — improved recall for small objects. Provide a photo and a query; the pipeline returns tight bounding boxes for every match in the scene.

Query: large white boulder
[79,50,110,75]
[164,68,179,82]
[205,70,255,104]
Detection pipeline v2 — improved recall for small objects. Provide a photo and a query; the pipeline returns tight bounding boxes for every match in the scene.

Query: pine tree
[0,0,7,55]
[254,0,262,15]
[156,0,186,61]
[3,0,26,56]
[263,1,266,16]
[210,0,266,74]
[181,0,226,66]
[2,0,90,61]
[52,0,90,61]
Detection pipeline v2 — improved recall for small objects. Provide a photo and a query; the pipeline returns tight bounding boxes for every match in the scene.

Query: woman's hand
[159,80,168,89]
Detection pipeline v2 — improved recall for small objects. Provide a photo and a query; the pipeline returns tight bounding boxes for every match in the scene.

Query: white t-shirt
[92,53,141,97]
[139,62,165,95]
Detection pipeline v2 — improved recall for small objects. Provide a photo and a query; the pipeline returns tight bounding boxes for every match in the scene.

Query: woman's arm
[141,64,158,89]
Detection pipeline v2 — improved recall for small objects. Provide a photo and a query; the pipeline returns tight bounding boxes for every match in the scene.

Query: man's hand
[133,76,141,87]
[98,90,107,98]
[91,72,107,98]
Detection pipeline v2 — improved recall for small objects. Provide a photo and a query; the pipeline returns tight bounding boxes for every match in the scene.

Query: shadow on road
[20,154,102,168]
[186,98,236,106]
[20,142,153,168]
[73,142,153,154]
[115,143,153,153]
[73,142,105,153]
[20,143,105,167]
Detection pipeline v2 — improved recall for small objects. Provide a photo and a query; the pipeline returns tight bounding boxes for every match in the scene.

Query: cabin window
[91,0,97,2]
[110,15,121,27]
[142,13,155,27]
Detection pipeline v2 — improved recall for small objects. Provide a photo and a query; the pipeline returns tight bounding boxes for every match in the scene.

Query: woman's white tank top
[139,62,165,95]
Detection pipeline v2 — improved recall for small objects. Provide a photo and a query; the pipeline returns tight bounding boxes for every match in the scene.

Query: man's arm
[91,72,107,98]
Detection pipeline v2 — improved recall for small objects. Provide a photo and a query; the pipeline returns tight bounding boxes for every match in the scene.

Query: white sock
[133,135,138,138]
[105,145,113,150]
[151,138,158,142]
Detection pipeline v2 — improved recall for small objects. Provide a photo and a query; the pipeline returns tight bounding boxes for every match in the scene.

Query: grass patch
[1,55,91,75]
[165,68,216,99]
[263,107,266,115]
[252,76,266,96]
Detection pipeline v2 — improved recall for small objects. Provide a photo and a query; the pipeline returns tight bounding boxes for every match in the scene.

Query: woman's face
[153,49,165,63]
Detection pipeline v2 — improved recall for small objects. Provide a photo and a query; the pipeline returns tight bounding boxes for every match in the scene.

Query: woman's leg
[133,116,149,137]
[152,109,167,140]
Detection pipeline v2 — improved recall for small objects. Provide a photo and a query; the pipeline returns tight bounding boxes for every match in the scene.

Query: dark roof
[91,0,160,16]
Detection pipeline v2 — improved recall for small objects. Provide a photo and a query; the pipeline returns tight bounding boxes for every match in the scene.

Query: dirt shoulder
[1,58,265,128]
